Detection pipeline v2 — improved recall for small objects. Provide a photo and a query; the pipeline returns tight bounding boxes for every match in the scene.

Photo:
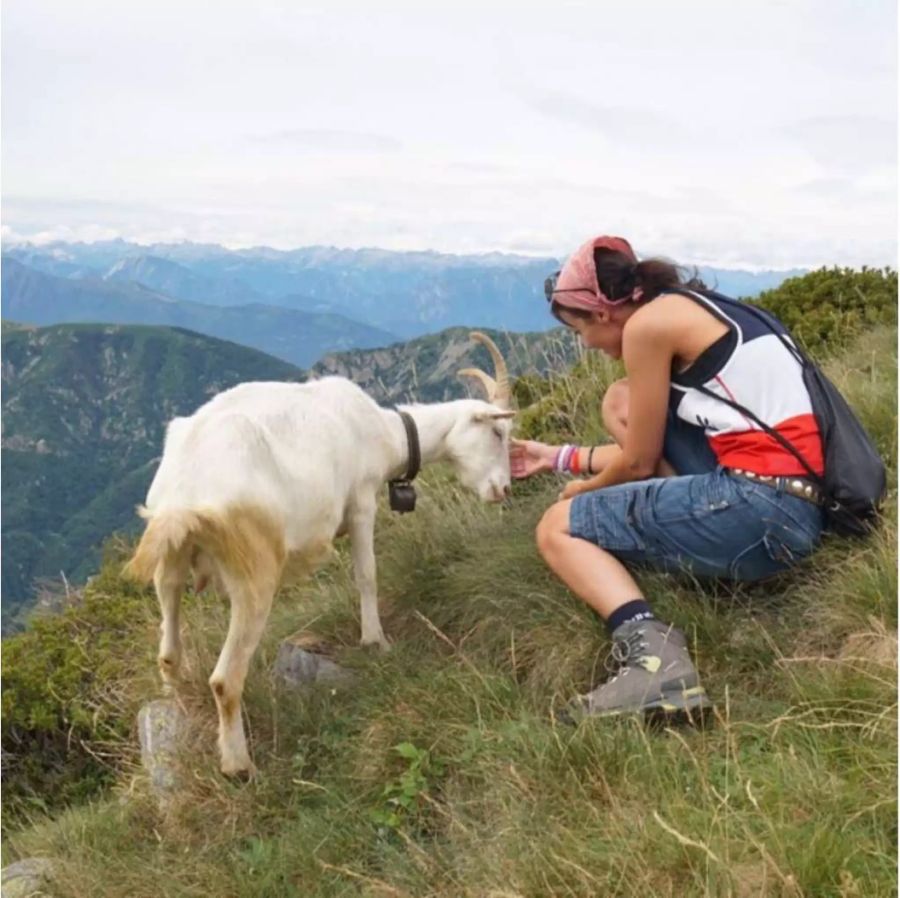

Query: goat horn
[457,367,498,402]
[468,332,511,408]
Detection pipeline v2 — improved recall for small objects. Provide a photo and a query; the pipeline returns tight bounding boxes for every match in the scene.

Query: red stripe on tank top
[708,413,825,477]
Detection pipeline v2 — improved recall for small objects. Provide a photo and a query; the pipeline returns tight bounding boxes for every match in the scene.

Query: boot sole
[557,687,714,728]
[644,698,715,730]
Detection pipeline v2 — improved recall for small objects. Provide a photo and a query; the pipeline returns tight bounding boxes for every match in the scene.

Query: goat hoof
[360,636,391,652]
[221,761,258,782]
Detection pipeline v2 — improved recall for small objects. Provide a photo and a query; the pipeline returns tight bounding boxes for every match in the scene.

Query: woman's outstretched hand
[510,439,557,479]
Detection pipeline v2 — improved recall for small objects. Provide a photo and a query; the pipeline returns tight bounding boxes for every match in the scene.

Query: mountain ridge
[3,240,806,340]
[1,257,397,367]
[103,253,264,306]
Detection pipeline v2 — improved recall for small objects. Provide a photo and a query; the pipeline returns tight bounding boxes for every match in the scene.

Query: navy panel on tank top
[665,289,824,477]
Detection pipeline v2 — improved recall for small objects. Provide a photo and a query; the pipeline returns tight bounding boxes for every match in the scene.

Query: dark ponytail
[594,248,707,302]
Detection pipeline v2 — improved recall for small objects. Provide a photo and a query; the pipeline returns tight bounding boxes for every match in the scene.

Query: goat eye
[492,428,503,440]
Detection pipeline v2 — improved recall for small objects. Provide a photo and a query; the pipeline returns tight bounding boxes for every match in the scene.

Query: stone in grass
[137,698,188,802]
[1,857,56,898]
[273,631,354,689]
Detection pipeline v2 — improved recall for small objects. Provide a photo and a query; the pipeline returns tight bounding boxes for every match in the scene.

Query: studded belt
[725,467,825,505]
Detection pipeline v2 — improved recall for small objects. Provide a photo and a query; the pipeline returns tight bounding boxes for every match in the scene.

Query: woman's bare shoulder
[628,292,695,331]
[627,293,727,352]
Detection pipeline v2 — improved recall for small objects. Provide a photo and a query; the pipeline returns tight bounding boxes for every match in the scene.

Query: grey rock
[137,699,188,800]
[1,857,55,897]
[273,636,353,689]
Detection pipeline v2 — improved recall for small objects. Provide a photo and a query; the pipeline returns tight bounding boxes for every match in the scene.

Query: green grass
[3,327,896,898]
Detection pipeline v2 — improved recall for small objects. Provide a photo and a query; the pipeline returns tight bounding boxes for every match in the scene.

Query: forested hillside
[1,323,303,627]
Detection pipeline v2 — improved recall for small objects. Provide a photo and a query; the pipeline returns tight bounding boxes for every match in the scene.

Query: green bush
[1,542,157,829]
[752,265,897,357]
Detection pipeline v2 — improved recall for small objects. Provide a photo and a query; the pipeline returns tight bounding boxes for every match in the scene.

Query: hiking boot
[562,619,713,725]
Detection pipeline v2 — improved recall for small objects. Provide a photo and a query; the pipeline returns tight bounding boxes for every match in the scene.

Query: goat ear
[472,410,516,422]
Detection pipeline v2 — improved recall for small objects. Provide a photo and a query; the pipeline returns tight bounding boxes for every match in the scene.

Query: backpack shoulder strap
[706,292,808,368]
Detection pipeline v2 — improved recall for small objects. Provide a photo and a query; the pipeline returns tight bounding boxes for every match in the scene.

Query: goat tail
[123,504,284,584]
[122,506,207,584]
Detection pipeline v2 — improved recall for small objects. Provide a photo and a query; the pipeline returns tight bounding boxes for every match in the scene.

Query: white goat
[124,333,514,776]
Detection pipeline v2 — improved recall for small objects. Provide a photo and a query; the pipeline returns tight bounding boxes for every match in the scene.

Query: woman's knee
[602,379,629,430]
[535,501,571,558]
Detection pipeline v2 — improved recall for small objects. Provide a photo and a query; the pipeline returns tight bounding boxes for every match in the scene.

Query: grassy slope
[4,327,896,898]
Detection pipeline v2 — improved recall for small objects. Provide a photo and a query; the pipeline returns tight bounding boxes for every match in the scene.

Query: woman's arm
[582,443,621,474]
[561,314,673,498]
[510,440,621,479]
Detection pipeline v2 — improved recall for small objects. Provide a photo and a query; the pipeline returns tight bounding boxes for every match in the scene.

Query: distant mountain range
[3,239,806,342]
[1,257,396,368]
[103,254,264,306]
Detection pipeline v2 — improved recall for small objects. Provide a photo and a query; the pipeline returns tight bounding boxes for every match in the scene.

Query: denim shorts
[568,412,825,581]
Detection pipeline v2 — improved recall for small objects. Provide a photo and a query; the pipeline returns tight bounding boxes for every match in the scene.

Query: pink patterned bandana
[551,235,640,312]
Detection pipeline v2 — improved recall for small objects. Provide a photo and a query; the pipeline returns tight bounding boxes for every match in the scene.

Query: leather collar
[394,409,420,482]
[388,410,420,513]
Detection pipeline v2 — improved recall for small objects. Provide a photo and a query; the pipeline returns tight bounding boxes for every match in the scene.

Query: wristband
[570,447,581,475]
[587,445,597,474]
[555,445,567,473]
[551,447,563,472]
[556,444,575,473]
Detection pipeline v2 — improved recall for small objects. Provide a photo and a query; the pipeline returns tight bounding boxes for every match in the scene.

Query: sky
[1,0,897,268]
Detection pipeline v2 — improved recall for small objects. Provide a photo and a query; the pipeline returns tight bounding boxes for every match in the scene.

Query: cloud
[444,160,513,176]
[248,128,403,153]
[780,115,896,172]
[0,222,123,246]
[518,87,690,144]
[790,176,895,201]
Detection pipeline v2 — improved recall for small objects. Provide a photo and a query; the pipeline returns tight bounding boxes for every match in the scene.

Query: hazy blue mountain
[3,240,806,339]
[3,245,100,279]
[121,244,557,337]
[5,238,137,275]
[695,266,807,298]
[103,254,264,306]
[1,258,397,367]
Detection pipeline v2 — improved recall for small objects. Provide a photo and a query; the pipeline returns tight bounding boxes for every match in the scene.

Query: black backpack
[689,292,886,537]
